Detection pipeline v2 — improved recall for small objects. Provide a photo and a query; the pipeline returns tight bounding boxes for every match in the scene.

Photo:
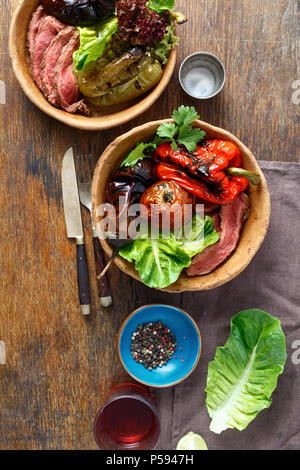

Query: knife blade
[62,147,91,315]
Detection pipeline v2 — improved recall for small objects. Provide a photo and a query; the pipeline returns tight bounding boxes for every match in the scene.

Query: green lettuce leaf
[177,215,220,257]
[119,215,219,288]
[206,309,287,434]
[119,237,191,289]
[152,25,178,65]
[73,17,118,71]
[147,0,175,13]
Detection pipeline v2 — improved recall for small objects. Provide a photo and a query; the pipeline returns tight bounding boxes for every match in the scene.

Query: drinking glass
[94,383,160,450]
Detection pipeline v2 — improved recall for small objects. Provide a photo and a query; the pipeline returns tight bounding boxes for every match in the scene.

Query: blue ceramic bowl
[118,305,202,388]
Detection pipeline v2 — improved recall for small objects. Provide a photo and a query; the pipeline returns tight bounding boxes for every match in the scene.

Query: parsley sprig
[121,106,206,167]
[157,106,206,152]
[120,137,163,167]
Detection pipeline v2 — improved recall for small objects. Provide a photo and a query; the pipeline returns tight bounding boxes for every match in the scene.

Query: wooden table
[0,0,298,449]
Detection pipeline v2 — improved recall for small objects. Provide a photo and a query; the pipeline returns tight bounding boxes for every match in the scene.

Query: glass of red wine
[94,383,160,450]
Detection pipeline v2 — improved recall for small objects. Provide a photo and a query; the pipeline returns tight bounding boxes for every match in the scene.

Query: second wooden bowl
[9,0,176,130]
[92,120,271,293]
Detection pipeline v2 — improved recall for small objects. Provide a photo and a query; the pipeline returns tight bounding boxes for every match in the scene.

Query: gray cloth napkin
[137,161,300,450]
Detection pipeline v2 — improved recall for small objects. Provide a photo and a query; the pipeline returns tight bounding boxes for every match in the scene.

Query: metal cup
[179,52,226,99]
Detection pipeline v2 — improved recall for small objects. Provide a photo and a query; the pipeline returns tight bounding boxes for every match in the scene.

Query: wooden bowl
[92,120,271,292]
[9,0,176,131]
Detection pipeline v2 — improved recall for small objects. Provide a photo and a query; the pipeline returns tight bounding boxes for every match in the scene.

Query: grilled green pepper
[77,47,144,98]
[88,55,163,107]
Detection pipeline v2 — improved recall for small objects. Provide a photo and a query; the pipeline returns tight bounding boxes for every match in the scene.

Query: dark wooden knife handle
[93,236,112,307]
[76,242,91,315]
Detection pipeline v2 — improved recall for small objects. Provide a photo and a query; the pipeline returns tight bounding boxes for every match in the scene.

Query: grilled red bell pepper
[156,162,248,205]
[154,140,248,204]
[155,140,243,180]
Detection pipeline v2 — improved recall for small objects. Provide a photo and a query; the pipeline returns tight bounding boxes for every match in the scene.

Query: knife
[62,148,91,315]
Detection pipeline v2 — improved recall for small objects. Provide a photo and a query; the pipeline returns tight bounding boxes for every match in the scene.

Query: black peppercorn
[131,321,177,370]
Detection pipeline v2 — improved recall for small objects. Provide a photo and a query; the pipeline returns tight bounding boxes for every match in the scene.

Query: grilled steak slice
[203,201,220,216]
[41,25,75,106]
[31,15,65,89]
[211,211,221,234]
[187,193,250,276]
[65,99,91,115]
[27,6,46,62]
[53,32,90,115]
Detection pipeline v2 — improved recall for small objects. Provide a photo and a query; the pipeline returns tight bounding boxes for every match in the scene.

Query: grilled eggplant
[42,0,116,26]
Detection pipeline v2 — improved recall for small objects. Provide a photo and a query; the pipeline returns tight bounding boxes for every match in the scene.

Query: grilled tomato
[140,181,194,230]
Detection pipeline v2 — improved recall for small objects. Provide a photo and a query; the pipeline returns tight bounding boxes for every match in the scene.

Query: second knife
[76,151,112,307]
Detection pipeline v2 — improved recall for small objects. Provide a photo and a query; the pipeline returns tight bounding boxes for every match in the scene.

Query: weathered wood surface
[0,0,298,449]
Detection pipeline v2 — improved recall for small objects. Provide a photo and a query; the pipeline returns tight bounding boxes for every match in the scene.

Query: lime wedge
[176,432,208,451]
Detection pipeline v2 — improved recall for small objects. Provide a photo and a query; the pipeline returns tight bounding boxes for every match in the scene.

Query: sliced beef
[41,25,76,106]
[53,32,90,115]
[31,15,66,89]
[187,193,250,276]
[65,99,91,115]
[211,211,221,234]
[195,198,220,216]
[27,6,46,62]
[27,6,90,115]
[204,201,220,216]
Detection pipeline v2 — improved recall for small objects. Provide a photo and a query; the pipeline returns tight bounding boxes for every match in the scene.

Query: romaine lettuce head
[120,237,191,289]
[119,215,219,288]
[206,309,287,434]
[73,16,118,71]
